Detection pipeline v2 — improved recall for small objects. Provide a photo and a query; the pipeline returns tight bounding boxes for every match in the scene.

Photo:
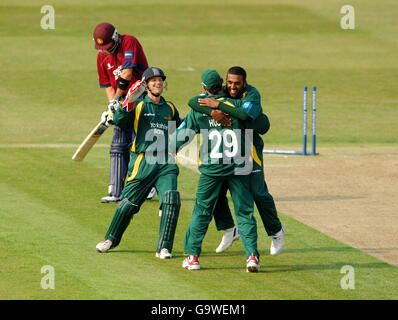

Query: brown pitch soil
[262,145,398,267]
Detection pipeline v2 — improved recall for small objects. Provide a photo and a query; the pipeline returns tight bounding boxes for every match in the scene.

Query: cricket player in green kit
[189,66,285,256]
[170,70,266,272]
[96,67,182,259]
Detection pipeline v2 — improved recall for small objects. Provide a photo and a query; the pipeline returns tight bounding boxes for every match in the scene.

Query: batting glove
[101,110,114,127]
[107,96,121,113]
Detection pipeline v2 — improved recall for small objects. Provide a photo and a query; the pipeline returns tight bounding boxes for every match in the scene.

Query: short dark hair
[208,84,223,94]
[227,66,247,82]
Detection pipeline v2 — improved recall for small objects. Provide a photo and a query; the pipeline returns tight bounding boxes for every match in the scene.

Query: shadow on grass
[199,246,356,257]
[275,195,365,202]
[282,246,356,254]
[199,261,392,273]
[262,261,392,273]
[180,197,196,202]
[108,246,364,257]
[107,246,395,273]
[107,249,154,254]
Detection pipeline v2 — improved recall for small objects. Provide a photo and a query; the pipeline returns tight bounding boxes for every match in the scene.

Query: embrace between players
[93,23,284,273]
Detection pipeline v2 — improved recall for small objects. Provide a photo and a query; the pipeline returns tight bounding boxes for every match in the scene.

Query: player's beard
[228,86,244,98]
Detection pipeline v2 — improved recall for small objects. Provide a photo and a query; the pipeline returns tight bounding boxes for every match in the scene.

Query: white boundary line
[0,143,109,148]
[0,142,202,171]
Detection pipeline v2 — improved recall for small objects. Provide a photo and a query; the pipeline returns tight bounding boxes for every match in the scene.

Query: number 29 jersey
[172,93,251,177]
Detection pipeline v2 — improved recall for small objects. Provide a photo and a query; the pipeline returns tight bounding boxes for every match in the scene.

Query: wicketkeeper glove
[101,110,114,127]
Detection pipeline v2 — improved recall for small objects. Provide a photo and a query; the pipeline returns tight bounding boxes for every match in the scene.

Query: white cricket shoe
[156,248,172,259]
[246,253,260,273]
[147,187,157,200]
[101,195,122,203]
[182,255,200,270]
[270,226,285,256]
[216,226,240,253]
[96,239,113,253]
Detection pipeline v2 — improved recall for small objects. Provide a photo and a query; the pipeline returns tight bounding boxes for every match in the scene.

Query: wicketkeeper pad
[156,190,181,253]
[105,198,140,248]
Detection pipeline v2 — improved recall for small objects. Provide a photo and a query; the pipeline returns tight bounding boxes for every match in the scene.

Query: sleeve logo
[124,51,134,59]
[242,102,253,110]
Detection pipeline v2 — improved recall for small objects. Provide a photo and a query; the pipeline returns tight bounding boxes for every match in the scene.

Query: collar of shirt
[143,94,166,106]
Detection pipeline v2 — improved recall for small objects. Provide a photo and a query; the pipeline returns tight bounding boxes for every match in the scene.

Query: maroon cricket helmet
[93,22,117,50]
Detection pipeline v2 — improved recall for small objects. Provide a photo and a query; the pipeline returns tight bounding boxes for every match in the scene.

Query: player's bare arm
[105,86,116,102]
[106,68,133,114]
[114,68,133,97]
[198,97,220,109]
[210,110,231,126]
[199,96,249,121]
[195,98,231,125]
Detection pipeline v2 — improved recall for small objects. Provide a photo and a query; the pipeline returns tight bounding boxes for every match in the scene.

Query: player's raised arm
[188,96,232,126]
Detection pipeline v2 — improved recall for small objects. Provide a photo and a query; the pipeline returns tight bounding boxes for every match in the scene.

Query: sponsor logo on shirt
[113,65,122,80]
[208,119,221,127]
[124,51,134,59]
[150,122,168,131]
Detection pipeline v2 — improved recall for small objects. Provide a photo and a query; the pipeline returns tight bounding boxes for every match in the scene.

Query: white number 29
[209,129,238,159]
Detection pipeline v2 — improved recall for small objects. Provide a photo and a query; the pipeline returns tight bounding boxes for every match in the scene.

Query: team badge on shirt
[242,102,253,110]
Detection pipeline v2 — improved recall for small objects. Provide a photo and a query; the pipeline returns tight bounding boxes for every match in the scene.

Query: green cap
[201,69,222,90]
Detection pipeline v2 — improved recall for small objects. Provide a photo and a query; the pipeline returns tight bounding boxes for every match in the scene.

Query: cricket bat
[72,120,109,161]
[72,81,144,161]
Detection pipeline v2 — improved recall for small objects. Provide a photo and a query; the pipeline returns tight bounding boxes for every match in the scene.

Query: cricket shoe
[270,226,285,256]
[101,195,122,203]
[156,248,172,259]
[146,187,157,200]
[246,254,260,273]
[182,255,200,270]
[96,239,113,253]
[215,226,240,253]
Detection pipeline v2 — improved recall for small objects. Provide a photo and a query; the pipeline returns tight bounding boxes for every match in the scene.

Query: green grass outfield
[1,147,397,300]
[0,0,397,300]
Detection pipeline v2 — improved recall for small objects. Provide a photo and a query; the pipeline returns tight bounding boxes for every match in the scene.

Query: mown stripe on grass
[0,182,209,299]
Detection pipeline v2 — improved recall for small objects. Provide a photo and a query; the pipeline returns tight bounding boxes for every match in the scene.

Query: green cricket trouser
[105,152,179,247]
[123,152,179,205]
[213,158,282,236]
[184,173,258,259]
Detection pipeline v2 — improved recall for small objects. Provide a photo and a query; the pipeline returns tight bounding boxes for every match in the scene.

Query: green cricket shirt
[171,92,254,176]
[187,86,268,169]
[238,84,265,162]
[114,94,182,154]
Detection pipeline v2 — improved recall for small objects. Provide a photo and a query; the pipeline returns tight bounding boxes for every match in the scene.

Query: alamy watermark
[340,5,355,30]
[41,265,55,289]
[40,5,55,30]
[340,265,355,290]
